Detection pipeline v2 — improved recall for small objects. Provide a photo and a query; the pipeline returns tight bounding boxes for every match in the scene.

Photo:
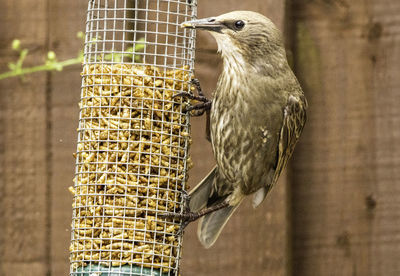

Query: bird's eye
[234,20,245,30]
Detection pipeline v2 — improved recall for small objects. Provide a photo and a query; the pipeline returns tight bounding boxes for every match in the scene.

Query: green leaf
[47,51,56,61]
[8,62,16,70]
[55,63,63,71]
[135,39,146,52]
[11,39,21,51]
[76,31,84,40]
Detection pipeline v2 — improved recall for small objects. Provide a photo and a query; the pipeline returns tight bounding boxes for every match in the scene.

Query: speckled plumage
[186,11,307,248]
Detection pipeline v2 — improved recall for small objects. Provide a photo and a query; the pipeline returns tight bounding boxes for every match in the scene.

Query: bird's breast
[210,79,242,179]
[210,70,284,195]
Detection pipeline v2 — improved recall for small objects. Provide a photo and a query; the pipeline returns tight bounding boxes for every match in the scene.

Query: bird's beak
[181,17,222,32]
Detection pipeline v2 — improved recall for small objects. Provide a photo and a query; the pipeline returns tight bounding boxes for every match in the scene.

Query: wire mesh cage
[69,0,197,275]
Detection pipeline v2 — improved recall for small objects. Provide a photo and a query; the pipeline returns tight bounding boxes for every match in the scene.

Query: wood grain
[47,1,87,275]
[290,0,400,275]
[0,0,49,275]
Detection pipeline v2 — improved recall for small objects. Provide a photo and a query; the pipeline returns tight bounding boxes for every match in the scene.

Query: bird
[179,11,308,248]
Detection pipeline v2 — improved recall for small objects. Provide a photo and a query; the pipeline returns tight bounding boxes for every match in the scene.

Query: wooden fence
[0,0,399,275]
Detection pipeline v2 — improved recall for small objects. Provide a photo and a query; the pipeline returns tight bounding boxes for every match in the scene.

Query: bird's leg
[174,79,212,116]
[158,190,191,235]
[160,198,230,234]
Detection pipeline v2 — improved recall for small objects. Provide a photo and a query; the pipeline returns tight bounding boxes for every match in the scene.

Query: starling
[181,11,308,248]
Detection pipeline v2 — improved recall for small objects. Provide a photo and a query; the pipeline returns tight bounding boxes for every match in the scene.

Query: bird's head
[182,11,285,72]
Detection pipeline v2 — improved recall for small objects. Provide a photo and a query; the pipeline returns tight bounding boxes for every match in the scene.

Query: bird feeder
[69,0,196,275]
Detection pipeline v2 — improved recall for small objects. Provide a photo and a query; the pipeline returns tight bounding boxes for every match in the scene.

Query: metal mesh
[69,0,197,275]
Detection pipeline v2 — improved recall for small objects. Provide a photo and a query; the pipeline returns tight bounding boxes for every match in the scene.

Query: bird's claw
[189,78,206,97]
[174,78,212,116]
[159,210,201,236]
[185,101,212,116]
[158,191,197,236]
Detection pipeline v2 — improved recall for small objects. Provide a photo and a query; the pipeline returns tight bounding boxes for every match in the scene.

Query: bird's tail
[189,166,217,212]
[189,166,242,248]
[197,203,241,248]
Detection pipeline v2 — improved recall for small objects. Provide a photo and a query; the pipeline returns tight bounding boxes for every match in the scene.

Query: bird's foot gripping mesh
[69,1,197,275]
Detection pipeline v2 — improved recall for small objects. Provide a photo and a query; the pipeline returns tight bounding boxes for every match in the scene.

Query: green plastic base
[74,264,169,276]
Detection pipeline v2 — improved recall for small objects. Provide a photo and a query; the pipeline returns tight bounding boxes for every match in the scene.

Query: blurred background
[0,0,399,275]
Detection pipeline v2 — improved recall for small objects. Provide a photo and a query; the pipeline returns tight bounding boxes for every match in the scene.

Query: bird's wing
[272,94,307,185]
[189,166,217,212]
